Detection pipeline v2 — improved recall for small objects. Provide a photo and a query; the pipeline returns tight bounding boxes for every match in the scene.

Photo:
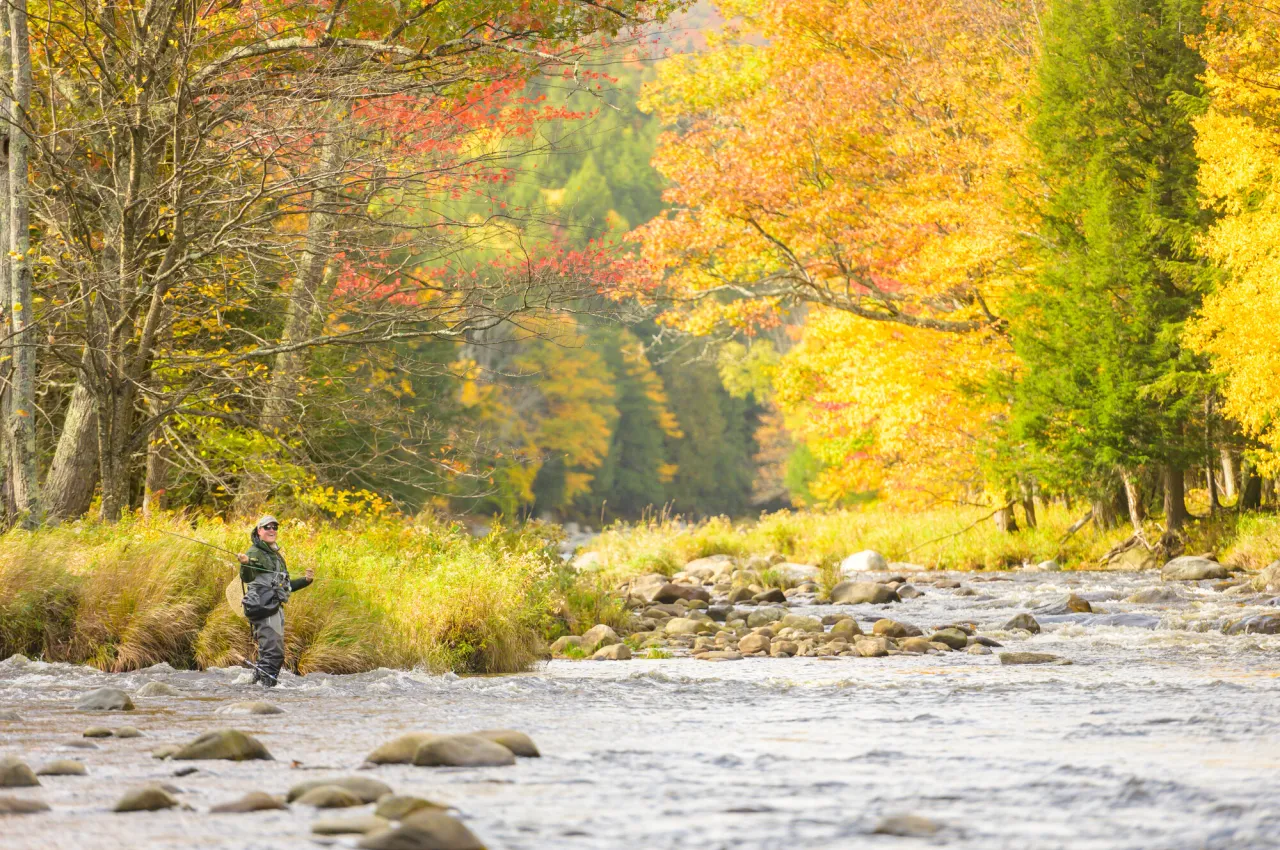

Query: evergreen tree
[661,362,755,517]
[1006,0,1213,533]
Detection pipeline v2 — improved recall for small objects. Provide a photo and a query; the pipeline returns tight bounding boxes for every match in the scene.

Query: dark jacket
[240,535,312,593]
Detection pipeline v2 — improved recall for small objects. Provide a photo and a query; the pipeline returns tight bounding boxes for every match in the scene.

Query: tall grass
[0,514,563,674]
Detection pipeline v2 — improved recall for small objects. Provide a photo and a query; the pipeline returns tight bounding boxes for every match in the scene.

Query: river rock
[315,815,391,835]
[738,633,771,655]
[549,635,582,656]
[289,776,392,804]
[752,587,787,604]
[579,624,619,652]
[592,644,631,661]
[116,727,143,739]
[210,791,287,813]
[296,785,363,808]
[900,637,934,654]
[999,652,1068,665]
[664,617,708,636]
[0,710,21,722]
[653,583,711,605]
[359,810,485,850]
[375,795,445,820]
[830,581,899,605]
[171,729,272,761]
[829,618,862,638]
[216,700,284,716]
[872,619,912,638]
[114,785,179,812]
[746,607,786,628]
[874,814,941,837]
[135,682,181,698]
[1032,594,1092,615]
[727,586,755,604]
[1002,613,1041,633]
[930,628,969,650]
[75,688,134,712]
[413,734,516,768]
[966,644,993,655]
[367,733,438,765]
[36,760,85,776]
[1225,614,1280,635]
[841,550,888,574]
[151,745,180,759]
[770,640,799,657]
[1252,560,1280,592]
[83,727,113,738]
[696,650,743,661]
[0,757,39,788]
[1162,556,1229,582]
[855,637,890,657]
[471,729,539,758]
[775,563,821,583]
[896,584,923,599]
[0,794,49,814]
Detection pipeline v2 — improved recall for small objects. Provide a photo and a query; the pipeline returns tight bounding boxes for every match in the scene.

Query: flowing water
[3,569,1280,849]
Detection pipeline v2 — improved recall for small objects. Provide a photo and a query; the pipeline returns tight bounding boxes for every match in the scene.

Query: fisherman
[237,515,314,687]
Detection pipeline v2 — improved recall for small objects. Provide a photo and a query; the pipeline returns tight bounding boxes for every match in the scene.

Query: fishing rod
[157,528,362,587]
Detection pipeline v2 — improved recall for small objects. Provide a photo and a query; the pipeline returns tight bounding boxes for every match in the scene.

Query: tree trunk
[1020,480,1037,530]
[7,0,36,524]
[96,380,137,522]
[142,430,168,517]
[1120,468,1144,534]
[42,370,100,520]
[1091,496,1118,531]
[0,10,10,525]
[1221,449,1237,499]
[1239,459,1262,511]
[1163,464,1188,533]
[994,503,1019,533]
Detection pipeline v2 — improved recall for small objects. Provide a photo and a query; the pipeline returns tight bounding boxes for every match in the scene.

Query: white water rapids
[2,569,1279,849]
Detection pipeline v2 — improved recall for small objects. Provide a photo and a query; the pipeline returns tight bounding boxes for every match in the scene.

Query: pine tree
[1007,0,1213,534]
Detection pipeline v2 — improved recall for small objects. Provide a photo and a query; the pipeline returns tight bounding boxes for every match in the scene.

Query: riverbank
[0,516,564,675]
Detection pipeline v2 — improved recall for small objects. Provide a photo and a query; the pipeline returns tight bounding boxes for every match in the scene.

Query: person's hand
[238,553,249,564]
[305,567,315,581]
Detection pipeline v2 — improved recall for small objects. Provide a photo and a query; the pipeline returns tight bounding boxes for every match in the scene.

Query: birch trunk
[7,0,36,523]
[43,372,99,520]
[1120,468,1145,535]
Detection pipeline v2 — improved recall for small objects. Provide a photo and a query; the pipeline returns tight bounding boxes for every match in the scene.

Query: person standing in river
[237,515,314,687]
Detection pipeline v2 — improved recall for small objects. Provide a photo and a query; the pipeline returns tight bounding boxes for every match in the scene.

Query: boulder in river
[216,700,284,716]
[896,584,923,599]
[151,745,180,760]
[1252,560,1280,592]
[0,756,40,788]
[549,636,582,656]
[116,727,143,739]
[359,810,485,850]
[295,785,363,808]
[874,814,941,837]
[854,637,890,657]
[471,729,539,758]
[872,619,913,638]
[829,618,863,638]
[769,639,799,657]
[727,586,755,604]
[289,776,392,804]
[900,637,934,654]
[841,550,888,574]
[1032,594,1092,616]
[210,791,287,813]
[579,624,619,652]
[752,587,787,604]
[830,581,899,605]
[0,794,49,814]
[1162,556,1229,582]
[114,785,179,812]
[366,732,438,765]
[375,795,445,820]
[653,583,711,605]
[697,650,743,661]
[314,815,391,836]
[930,628,969,650]
[999,652,1069,665]
[746,607,786,628]
[83,727,113,738]
[966,644,993,655]
[1225,614,1280,635]
[75,688,134,712]
[171,729,272,761]
[413,734,516,768]
[738,633,771,655]
[36,760,85,777]
[591,644,631,661]
[134,682,181,698]
[663,617,708,636]
[1002,613,1041,633]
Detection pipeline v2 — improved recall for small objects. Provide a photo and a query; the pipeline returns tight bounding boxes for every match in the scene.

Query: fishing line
[156,528,363,587]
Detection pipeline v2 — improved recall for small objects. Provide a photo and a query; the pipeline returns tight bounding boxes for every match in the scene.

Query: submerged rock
[874,814,942,837]
[1125,587,1185,604]
[0,756,40,788]
[358,810,485,850]
[999,652,1069,665]
[375,795,446,820]
[1225,614,1280,635]
[171,729,272,761]
[1162,556,1229,582]
[830,581,899,605]
[413,734,516,768]
[366,732,438,765]
[210,791,287,813]
[471,730,539,758]
[216,701,284,716]
[75,688,134,712]
[0,795,50,814]
[1002,613,1041,633]
[288,776,392,804]
[114,785,179,812]
[314,815,391,835]
[1032,594,1092,616]
[36,760,86,777]
[116,727,143,739]
[83,727,113,738]
[134,682,181,698]
[295,785,363,809]
[63,740,98,750]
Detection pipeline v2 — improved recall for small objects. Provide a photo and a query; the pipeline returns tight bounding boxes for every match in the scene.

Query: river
[2,569,1279,849]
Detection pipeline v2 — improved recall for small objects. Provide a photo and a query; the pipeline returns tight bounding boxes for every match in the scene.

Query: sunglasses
[261,524,279,531]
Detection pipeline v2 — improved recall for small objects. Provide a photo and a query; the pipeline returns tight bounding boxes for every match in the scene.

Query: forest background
[0,0,1273,557]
